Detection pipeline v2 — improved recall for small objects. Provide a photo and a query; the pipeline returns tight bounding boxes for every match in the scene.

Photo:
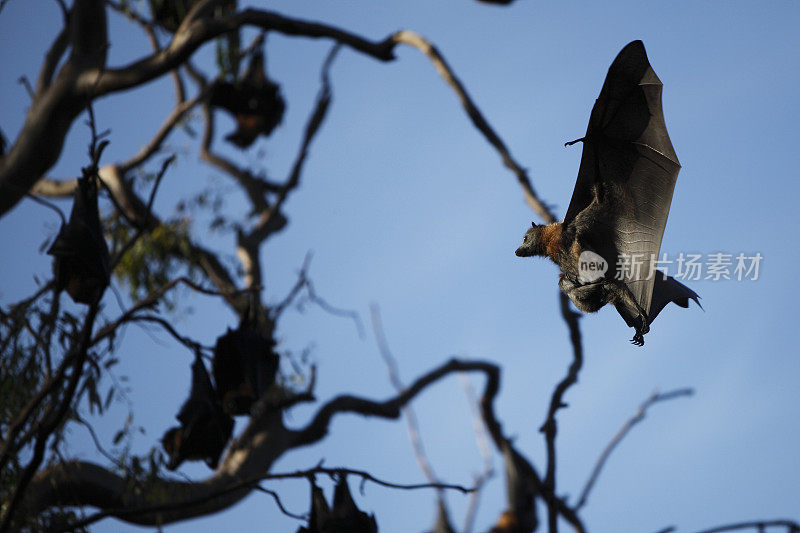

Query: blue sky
[1,1,799,532]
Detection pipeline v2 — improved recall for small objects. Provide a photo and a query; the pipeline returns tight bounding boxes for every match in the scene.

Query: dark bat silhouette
[296,476,378,533]
[330,475,379,533]
[515,40,700,346]
[161,353,233,470]
[47,175,110,305]
[148,0,240,79]
[296,481,330,533]
[148,0,193,32]
[212,307,279,416]
[209,48,285,149]
[148,0,236,33]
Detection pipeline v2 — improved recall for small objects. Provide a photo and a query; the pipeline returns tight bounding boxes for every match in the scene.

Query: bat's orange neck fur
[494,511,517,529]
[539,222,563,262]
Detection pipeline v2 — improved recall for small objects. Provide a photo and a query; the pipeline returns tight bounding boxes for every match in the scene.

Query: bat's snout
[515,245,532,257]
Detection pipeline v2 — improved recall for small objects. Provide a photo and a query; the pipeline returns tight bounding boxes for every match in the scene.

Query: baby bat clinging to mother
[516,40,700,346]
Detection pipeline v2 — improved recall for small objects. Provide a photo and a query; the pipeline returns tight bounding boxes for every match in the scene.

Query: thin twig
[0,301,102,532]
[90,277,255,348]
[272,252,314,317]
[303,279,364,339]
[109,155,175,269]
[459,373,495,533]
[17,76,34,99]
[370,304,441,491]
[575,388,694,511]
[687,520,800,533]
[125,314,210,354]
[392,30,556,223]
[68,464,472,530]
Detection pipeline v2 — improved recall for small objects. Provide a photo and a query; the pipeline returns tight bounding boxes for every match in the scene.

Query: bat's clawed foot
[630,332,645,346]
[630,319,649,346]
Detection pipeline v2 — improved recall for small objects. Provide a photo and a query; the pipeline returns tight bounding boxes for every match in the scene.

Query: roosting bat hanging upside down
[47,174,110,305]
[212,306,279,416]
[516,40,700,346]
[161,353,233,470]
[296,475,378,533]
[209,47,285,149]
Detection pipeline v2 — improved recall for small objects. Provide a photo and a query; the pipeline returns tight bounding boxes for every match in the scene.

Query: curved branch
[0,0,107,218]
[391,30,556,223]
[24,359,484,527]
[0,6,395,218]
[688,520,800,533]
[24,404,292,527]
[83,9,396,96]
[575,388,694,511]
[541,293,584,532]
[289,358,499,448]
[118,94,200,174]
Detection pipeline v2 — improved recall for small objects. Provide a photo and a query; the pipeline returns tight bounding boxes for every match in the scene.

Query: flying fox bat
[148,0,236,33]
[295,475,377,533]
[327,475,378,532]
[209,48,285,149]
[515,40,700,346]
[161,353,233,470]
[296,481,330,533]
[47,175,110,305]
[212,307,279,416]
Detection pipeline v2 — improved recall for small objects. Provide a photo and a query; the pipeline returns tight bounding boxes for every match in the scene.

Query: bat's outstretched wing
[564,40,681,319]
[614,273,700,329]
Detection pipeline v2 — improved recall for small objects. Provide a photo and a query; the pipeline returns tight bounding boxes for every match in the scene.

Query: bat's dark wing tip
[647,274,700,324]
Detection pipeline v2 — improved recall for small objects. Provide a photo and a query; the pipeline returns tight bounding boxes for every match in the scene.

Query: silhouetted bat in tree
[209,47,285,149]
[325,475,378,532]
[296,476,377,532]
[161,353,233,470]
[516,40,700,346]
[296,481,331,533]
[212,307,279,416]
[148,0,235,33]
[47,175,110,305]
[148,0,240,76]
[487,441,538,533]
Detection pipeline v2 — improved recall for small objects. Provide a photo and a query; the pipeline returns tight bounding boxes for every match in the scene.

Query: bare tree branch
[459,373,495,533]
[0,300,102,532]
[118,96,199,174]
[236,43,339,288]
[541,293,583,533]
[0,5,394,218]
[370,305,442,491]
[687,520,800,533]
[575,388,694,511]
[90,276,256,348]
[289,358,498,448]
[391,30,556,223]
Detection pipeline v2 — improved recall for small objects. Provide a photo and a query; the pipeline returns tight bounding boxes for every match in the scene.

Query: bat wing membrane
[564,40,681,317]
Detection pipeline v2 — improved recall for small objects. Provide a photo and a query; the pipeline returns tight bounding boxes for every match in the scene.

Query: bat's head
[515,222,544,257]
[161,426,181,469]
